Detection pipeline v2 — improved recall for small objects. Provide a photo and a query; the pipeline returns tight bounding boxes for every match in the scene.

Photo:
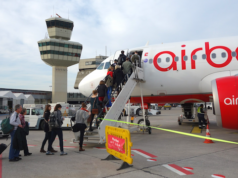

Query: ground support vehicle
[0,106,9,114]
[163,103,172,110]
[178,103,209,125]
[23,104,71,130]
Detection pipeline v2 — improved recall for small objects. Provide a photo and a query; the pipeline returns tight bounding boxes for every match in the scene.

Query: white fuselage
[79,36,238,102]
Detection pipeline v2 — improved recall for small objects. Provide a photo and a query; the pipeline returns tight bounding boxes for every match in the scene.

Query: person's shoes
[89,128,93,132]
[46,151,54,155]
[50,149,58,153]
[14,157,22,161]
[79,148,85,151]
[9,158,19,162]
[24,153,32,156]
[18,154,22,157]
[199,125,202,129]
[60,152,67,156]
[40,149,46,153]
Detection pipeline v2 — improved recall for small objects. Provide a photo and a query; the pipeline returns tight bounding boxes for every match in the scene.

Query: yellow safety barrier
[104,126,133,170]
[105,125,133,164]
[100,118,238,145]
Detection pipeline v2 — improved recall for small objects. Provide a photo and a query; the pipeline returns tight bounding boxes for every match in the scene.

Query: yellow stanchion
[102,126,133,170]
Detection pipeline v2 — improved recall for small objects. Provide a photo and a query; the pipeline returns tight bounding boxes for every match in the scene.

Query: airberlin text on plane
[153,42,238,72]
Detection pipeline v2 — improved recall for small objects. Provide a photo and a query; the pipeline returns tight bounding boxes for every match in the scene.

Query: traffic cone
[204,125,214,144]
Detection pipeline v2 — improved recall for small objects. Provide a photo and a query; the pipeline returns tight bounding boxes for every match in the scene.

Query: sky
[0,0,238,92]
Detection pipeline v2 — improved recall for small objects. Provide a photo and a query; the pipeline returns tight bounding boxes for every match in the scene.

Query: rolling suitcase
[0,143,9,155]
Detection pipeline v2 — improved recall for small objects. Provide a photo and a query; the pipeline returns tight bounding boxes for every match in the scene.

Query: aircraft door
[113,49,129,61]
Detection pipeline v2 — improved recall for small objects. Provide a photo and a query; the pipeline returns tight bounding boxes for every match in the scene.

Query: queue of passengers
[8,50,141,162]
[9,104,68,162]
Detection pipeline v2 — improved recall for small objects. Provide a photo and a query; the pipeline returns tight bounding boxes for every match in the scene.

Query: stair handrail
[94,73,129,123]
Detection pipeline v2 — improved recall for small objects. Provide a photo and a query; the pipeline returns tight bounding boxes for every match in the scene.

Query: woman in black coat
[113,65,124,93]
[97,80,107,102]
[40,105,57,153]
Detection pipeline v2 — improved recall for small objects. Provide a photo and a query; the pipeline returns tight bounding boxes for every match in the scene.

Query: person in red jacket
[107,66,113,77]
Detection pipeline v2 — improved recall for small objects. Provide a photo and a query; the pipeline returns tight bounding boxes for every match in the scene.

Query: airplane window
[149,59,153,64]
[221,52,226,58]
[202,54,207,59]
[166,57,170,62]
[183,56,188,61]
[97,63,104,70]
[192,55,197,60]
[104,62,110,69]
[175,56,179,62]
[212,53,216,59]
[232,51,237,57]
[157,58,161,63]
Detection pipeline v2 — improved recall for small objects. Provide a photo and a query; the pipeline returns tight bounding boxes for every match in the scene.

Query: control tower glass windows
[46,20,74,30]
[40,50,81,58]
[38,42,82,50]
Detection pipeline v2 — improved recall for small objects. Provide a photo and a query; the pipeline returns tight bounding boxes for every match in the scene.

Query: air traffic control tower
[38,16,82,103]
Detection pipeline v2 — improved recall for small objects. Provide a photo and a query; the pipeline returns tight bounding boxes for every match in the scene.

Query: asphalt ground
[0,108,237,178]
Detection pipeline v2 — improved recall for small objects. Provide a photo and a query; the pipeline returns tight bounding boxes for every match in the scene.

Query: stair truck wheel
[136,108,143,116]
[137,119,151,134]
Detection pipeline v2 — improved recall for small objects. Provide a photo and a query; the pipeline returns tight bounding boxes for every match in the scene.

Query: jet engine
[211,76,238,130]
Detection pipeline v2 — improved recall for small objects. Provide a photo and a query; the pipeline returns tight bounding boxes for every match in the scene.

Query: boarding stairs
[83,67,145,144]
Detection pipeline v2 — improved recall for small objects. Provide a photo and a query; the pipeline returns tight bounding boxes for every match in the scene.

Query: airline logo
[153,42,237,72]
[216,76,238,130]
[224,96,238,105]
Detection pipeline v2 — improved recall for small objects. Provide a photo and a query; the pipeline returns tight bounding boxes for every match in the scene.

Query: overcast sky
[0,0,238,92]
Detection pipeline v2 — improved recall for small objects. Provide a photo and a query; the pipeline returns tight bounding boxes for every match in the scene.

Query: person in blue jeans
[9,104,23,162]
[46,104,67,156]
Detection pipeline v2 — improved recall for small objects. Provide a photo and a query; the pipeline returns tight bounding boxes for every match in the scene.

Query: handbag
[92,97,99,114]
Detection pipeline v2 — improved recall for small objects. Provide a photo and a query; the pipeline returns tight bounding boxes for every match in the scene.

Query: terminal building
[74,55,107,89]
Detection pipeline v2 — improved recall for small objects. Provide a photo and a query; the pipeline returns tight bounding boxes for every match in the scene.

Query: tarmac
[0,108,238,178]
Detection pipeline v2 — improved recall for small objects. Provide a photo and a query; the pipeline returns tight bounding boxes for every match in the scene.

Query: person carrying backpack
[40,105,57,153]
[118,50,127,66]
[46,104,67,156]
[131,51,141,67]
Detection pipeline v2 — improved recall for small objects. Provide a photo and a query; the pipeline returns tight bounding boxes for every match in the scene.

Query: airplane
[78,36,238,130]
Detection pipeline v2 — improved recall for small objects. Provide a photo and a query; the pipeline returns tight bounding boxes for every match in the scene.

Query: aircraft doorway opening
[128,50,143,59]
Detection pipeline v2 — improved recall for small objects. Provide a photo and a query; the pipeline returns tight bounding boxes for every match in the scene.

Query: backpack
[118,54,126,65]
[49,112,60,129]
[131,54,139,63]
[1,117,14,134]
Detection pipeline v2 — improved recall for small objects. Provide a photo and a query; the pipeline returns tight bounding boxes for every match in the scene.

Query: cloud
[0,0,238,93]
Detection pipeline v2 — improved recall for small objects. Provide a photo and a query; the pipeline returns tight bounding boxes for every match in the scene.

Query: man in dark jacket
[113,65,124,93]
[118,51,127,66]
[111,60,118,67]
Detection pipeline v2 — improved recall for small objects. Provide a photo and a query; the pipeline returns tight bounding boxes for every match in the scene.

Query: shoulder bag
[92,97,99,114]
